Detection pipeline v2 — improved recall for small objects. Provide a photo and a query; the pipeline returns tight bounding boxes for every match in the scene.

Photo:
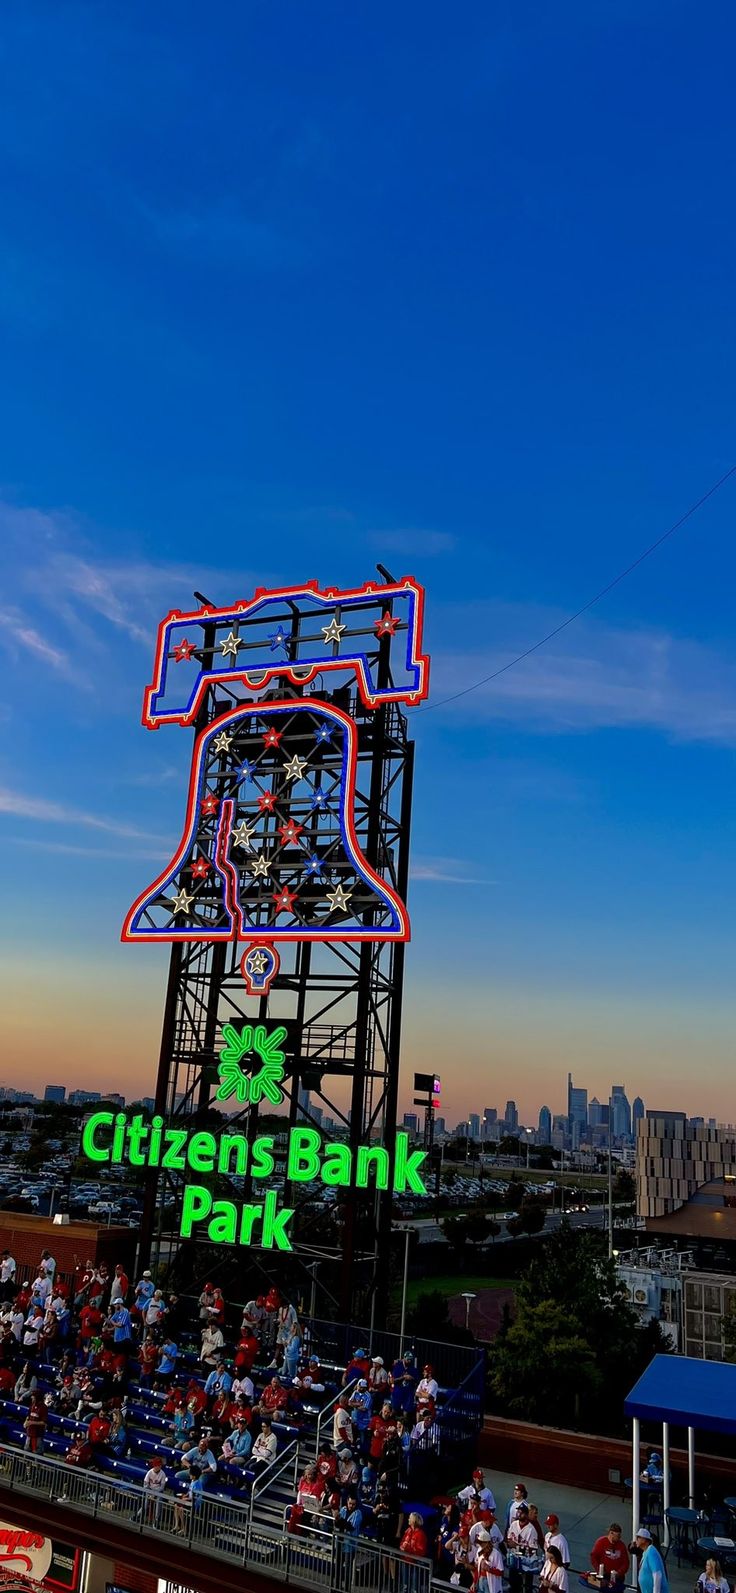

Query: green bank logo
[81,1020,428,1253]
[215,1024,287,1105]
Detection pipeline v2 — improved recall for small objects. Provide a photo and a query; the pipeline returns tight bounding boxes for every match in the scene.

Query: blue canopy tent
[625,1355,736,1552]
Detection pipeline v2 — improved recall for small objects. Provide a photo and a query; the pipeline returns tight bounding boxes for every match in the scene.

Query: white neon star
[247,949,269,975]
[220,631,243,658]
[231,820,256,850]
[325,882,353,913]
[321,617,345,645]
[250,854,271,880]
[213,730,233,754]
[282,753,307,781]
[171,887,194,916]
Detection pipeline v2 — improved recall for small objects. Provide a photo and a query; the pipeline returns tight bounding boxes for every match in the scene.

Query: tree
[723,1301,736,1363]
[490,1225,672,1434]
[518,1198,545,1236]
[491,1300,600,1422]
[613,1169,636,1204]
[440,1215,471,1250]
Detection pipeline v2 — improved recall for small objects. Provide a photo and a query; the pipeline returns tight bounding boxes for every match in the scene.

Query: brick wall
[0,1214,136,1285]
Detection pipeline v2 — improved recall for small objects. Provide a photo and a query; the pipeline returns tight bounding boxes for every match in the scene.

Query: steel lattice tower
[133,582,426,1321]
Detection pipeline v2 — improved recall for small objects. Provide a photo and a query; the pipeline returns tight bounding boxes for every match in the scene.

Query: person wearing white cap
[368,1356,389,1407]
[476,1530,504,1592]
[634,1528,669,1593]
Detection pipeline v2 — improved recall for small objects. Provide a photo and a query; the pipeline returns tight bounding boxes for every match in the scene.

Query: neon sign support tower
[128,576,428,1317]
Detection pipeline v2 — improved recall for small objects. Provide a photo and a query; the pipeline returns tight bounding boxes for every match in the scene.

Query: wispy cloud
[0,605,77,677]
[0,784,168,844]
[411,855,496,884]
[14,837,167,862]
[425,606,736,746]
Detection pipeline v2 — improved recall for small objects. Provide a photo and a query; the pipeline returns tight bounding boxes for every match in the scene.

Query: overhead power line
[413,462,736,715]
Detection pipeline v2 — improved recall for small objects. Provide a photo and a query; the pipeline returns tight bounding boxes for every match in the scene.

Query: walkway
[489,1469,695,1593]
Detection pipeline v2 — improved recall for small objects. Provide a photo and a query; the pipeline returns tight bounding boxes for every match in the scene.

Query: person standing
[634,1527,669,1593]
[590,1523,630,1591]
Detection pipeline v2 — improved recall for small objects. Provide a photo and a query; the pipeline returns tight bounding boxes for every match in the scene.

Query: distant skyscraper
[504,1101,519,1134]
[434,1116,446,1136]
[538,1105,552,1143]
[483,1107,498,1135]
[588,1097,602,1128]
[611,1085,632,1139]
[468,1112,481,1140]
[632,1096,645,1130]
[567,1074,588,1139]
[44,1085,65,1104]
[68,1089,101,1106]
[402,1112,418,1135]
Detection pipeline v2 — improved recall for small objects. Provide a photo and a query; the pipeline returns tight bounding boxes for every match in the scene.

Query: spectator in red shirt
[343,1347,371,1385]
[139,1335,159,1387]
[65,1431,93,1468]
[234,1329,259,1373]
[23,1393,48,1454]
[590,1525,630,1590]
[401,1513,429,1559]
[88,1411,112,1451]
[368,1401,394,1462]
[316,1444,337,1487]
[255,1376,288,1419]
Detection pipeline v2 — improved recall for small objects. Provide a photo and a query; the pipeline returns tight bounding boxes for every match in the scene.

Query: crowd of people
[0,1250,449,1539]
[0,1248,723,1591]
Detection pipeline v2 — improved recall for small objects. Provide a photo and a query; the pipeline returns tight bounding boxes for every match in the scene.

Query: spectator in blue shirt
[175,1437,217,1481]
[108,1306,133,1348]
[349,1380,373,1454]
[338,1495,364,1539]
[390,1353,418,1415]
[134,1272,155,1315]
[158,1338,178,1376]
[204,1361,232,1401]
[174,1465,205,1535]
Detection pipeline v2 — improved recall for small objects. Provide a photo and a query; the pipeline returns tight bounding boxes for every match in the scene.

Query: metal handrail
[247,1436,299,1533]
[0,1442,433,1590]
[314,1375,358,1456]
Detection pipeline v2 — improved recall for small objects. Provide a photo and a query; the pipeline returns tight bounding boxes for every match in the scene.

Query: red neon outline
[142,578,429,727]
[241,942,280,996]
[122,699,410,945]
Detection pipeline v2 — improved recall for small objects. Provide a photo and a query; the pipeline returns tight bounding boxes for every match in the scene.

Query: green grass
[398,1274,516,1309]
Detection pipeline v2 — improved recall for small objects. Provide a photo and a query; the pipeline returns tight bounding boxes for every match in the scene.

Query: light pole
[608,1093,614,1258]
[399,1227,412,1348]
[461,1291,476,1332]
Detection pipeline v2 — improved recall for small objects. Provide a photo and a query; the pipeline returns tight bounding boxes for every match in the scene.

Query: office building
[637,1112,736,1236]
[483,1107,497,1135]
[402,1112,418,1135]
[68,1090,102,1106]
[538,1105,552,1143]
[611,1085,632,1139]
[632,1095,645,1127]
[44,1085,66,1104]
[468,1113,481,1140]
[434,1116,446,1137]
[567,1074,588,1140]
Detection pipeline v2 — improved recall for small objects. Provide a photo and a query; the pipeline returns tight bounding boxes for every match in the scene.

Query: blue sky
[1,0,736,1122]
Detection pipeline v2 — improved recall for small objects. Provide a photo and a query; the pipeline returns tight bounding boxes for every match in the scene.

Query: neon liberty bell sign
[94,578,431,1250]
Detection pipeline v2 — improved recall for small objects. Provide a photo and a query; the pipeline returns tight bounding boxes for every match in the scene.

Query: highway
[407,1204,609,1245]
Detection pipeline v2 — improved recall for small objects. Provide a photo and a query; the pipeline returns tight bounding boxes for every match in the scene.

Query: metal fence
[0,1446,433,1591]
